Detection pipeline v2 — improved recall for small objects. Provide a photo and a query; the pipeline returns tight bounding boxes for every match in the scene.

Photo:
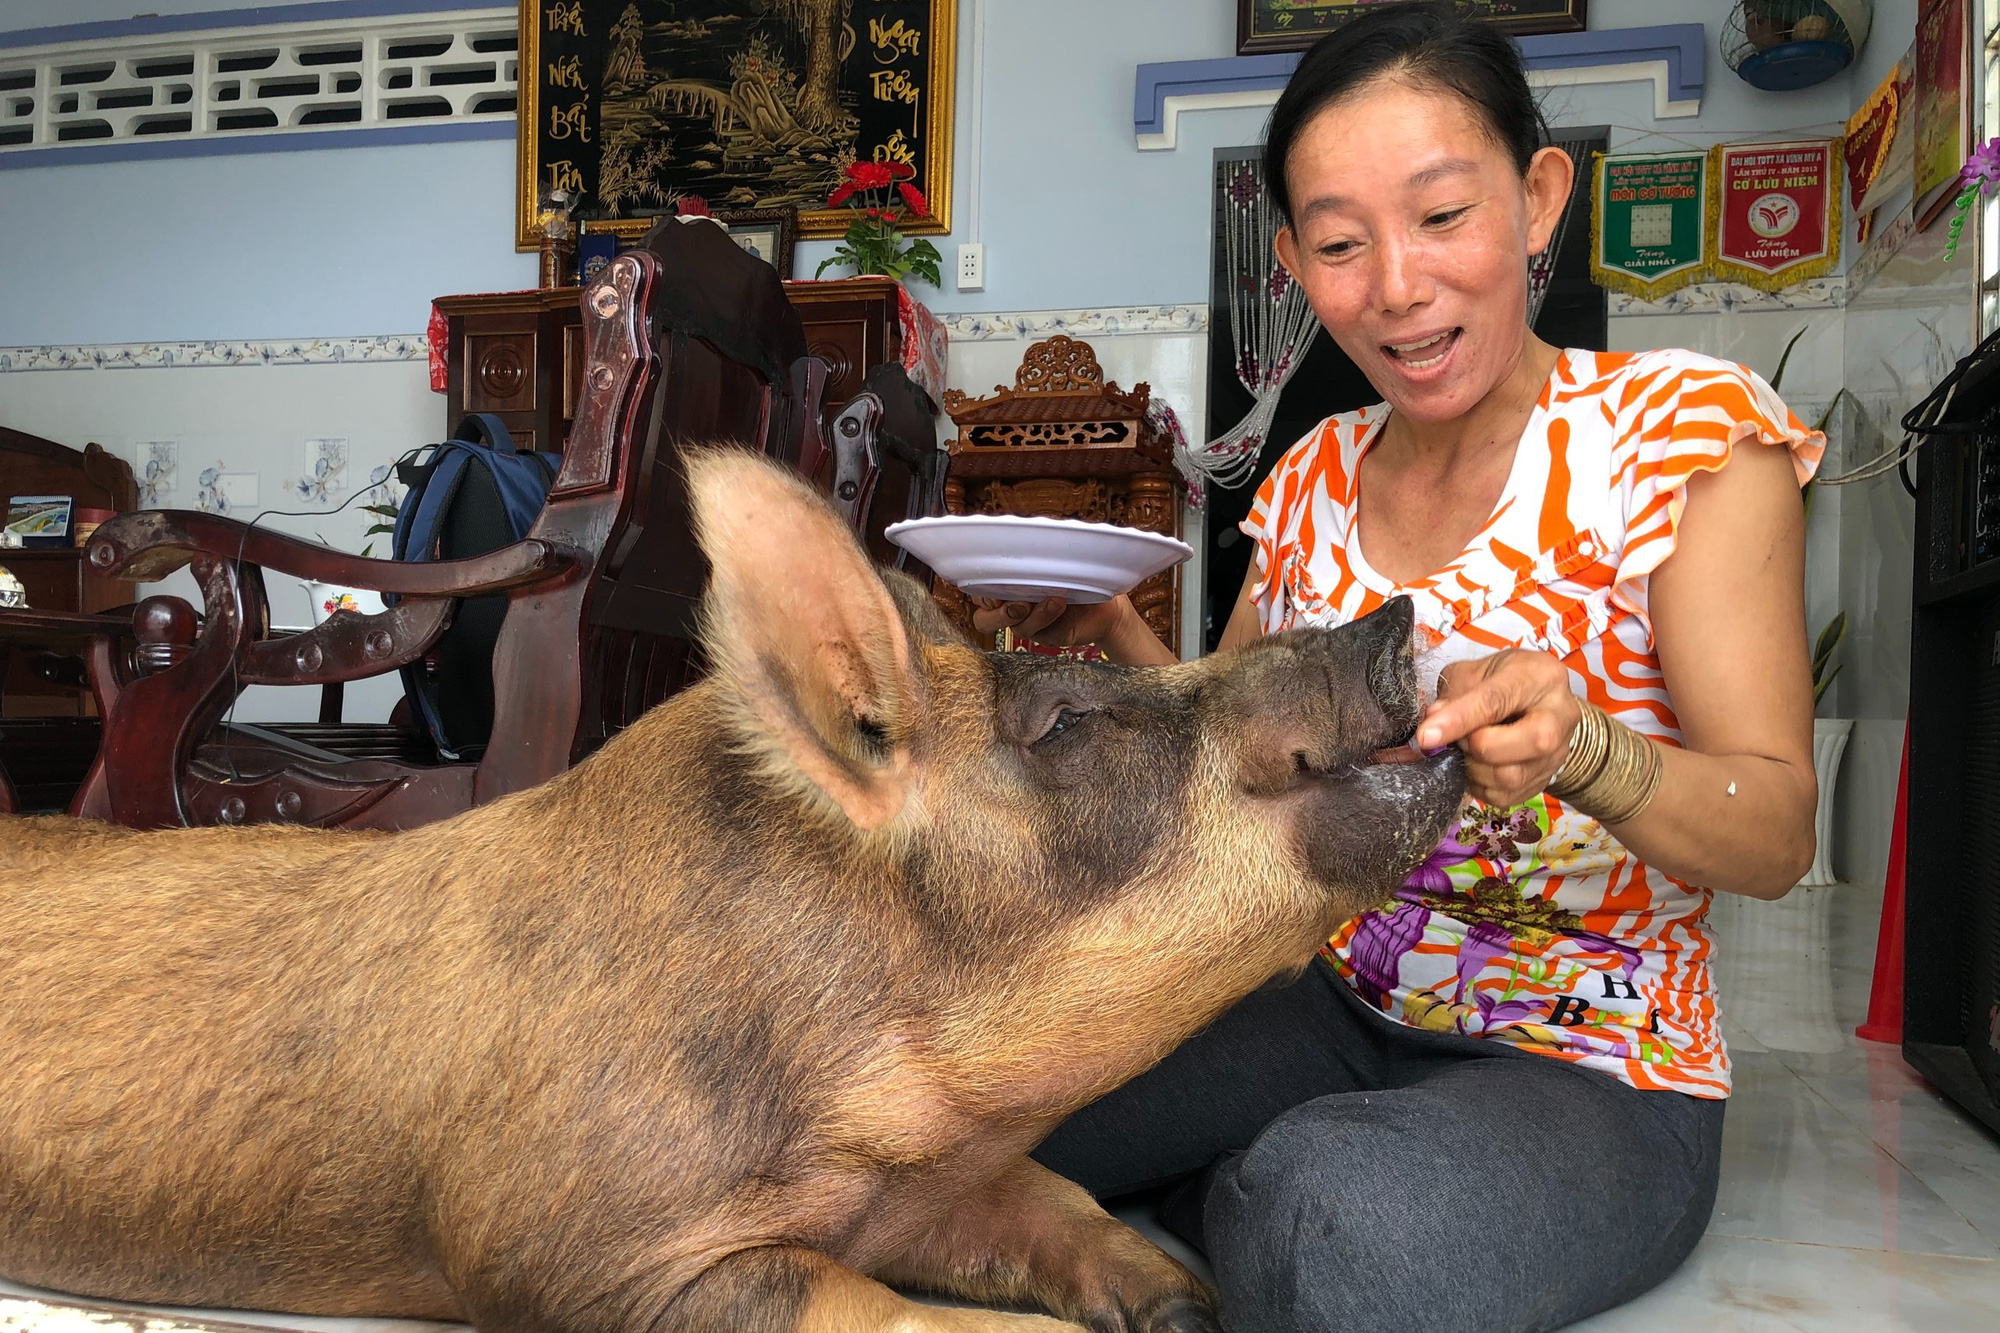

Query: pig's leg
[660,1243,1085,1332]
[874,1157,1221,1333]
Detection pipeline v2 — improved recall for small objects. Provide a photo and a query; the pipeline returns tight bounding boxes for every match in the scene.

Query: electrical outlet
[957,242,986,291]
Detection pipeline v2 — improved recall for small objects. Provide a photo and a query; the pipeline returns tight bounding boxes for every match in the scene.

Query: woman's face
[1274,78,1572,425]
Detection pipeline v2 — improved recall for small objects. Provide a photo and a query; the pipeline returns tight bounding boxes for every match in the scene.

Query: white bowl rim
[884,512,1194,558]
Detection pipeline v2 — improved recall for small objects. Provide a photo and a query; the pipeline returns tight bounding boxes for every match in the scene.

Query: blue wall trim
[1135,23,1707,140]
[1521,24,1705,105]
[1131,52,1296,135]
[0,0,506,52]
[0,117,514,170]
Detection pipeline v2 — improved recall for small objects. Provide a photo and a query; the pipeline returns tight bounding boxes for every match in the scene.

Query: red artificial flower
[897,182,929,217]
[845,161,895,191]
[828,182,857,208]
[888,160,916,181]
[865,207,890,222]
[676,195,713,218]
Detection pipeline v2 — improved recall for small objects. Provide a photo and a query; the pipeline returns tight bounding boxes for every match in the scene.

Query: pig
[0,448,1463,1333]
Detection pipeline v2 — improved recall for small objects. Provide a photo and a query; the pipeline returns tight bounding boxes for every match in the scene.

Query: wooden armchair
[806,360,945,582]
[66,219,826,830]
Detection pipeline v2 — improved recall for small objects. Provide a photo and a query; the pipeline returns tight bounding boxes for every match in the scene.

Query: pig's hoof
[1144,1296,1224,1333]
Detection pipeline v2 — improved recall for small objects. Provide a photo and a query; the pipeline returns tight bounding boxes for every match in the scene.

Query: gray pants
[1033,960,1725,1333]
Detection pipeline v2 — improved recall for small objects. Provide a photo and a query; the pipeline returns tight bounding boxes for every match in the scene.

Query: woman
[979,6,1822,1331]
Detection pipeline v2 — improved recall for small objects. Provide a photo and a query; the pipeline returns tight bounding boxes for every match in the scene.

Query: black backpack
[388,414,561,760]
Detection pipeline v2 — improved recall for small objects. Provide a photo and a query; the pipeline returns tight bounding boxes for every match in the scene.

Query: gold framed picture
[519,1,955,249]
[1237,1,1587,55]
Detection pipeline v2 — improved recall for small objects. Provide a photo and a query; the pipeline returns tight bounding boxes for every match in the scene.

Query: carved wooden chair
[806,359,945,583]
[65,220,826,830]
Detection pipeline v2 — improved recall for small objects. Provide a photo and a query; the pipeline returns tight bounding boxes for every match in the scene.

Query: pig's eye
[1036,706,1091,745]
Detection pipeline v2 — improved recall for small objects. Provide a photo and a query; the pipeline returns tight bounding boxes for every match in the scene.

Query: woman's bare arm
[1213,566,1265,653]
[1416,441,1817,898]
[1615,440,1817,896]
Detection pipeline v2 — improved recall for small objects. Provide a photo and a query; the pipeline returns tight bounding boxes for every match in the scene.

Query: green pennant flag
[1591,151,1712,301]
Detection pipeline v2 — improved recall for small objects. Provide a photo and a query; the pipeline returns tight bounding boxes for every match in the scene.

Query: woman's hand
[1415,649,1581,807]
[965,593,1179,667]
[969,594,1131,648]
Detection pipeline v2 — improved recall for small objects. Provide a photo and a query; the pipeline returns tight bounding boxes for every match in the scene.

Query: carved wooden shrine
[939,336,1185,656]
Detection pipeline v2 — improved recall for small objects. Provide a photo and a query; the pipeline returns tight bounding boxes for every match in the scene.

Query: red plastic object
[1855,725,1910,1044]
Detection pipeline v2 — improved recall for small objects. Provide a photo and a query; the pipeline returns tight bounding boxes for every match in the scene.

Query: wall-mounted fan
[1722,0,1874,91]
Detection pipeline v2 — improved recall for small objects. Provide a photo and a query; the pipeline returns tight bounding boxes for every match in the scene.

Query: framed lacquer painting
[519,1,954,248]
[1237,1,1587,55]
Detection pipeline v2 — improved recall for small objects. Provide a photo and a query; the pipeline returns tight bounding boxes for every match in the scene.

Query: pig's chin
[1295,749,1466,904]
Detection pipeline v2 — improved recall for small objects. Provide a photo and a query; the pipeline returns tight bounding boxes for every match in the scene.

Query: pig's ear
[689,447,917,830]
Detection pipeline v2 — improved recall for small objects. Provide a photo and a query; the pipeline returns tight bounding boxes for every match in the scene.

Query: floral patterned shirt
[1241,348,1823,1097]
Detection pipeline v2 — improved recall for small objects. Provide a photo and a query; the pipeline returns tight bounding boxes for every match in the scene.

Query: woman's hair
[1262,1,1550,223]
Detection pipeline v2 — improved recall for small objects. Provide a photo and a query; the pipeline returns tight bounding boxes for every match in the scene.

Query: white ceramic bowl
[300,580,388,626]
[884,514,1192,605]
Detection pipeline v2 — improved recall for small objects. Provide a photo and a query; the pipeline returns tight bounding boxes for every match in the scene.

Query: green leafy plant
[1769,328,1850,710]
[359,501,401,559]
[1768,325,1853,519]
[1811,611,1846,706]
[815,159,942,286]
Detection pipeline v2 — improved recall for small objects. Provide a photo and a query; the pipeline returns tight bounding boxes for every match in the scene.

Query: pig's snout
[1359,596,1422,743]
[1227,596,1426,795]
[1221,594,1464,898]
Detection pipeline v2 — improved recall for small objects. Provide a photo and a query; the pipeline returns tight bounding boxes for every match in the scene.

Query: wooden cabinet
[0,429,137,717]
[783,278,907,415]
[4,549,124,617]
[434,279,911,449]
[433,289,587,457]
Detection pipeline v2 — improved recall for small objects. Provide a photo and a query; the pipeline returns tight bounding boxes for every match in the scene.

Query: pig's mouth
[1367,721,1442,767]
[1292,737,1465,899]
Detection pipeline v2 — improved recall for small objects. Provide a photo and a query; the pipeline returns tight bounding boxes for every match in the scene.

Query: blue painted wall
[0,0,1876,344]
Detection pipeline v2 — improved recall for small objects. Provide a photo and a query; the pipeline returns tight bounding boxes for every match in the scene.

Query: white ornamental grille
[0,8,518,155]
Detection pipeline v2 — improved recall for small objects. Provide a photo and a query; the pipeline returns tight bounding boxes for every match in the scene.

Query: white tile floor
[1102,883,2000,1329]
[1567,884,2000,1329]
[5,883,1999,1330]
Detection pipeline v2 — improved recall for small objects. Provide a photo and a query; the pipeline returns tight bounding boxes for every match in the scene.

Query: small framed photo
[1237,1,1587,55]
[6,494,73,548]
[716,206,799,280]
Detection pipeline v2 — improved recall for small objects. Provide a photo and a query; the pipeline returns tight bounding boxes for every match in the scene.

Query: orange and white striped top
[1242,348,1823,1096]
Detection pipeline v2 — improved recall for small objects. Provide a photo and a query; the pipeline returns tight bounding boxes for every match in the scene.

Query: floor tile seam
[1703,1233,2000,1266]
[1711,1058,2000,1261]
[1777,1054,1945,1166]
[1702,1221,2000,1260]
[1782,1065,2000,1249]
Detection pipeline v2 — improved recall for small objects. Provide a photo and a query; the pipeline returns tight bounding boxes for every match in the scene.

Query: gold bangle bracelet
[1547,700,1664,825]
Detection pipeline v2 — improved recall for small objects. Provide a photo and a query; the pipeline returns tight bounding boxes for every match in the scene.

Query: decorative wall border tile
[5,281,1875,366]
[0,310,1210,371]
[1608,277,1848,316]
[0,334,429,371]
[936,305,1208,341]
